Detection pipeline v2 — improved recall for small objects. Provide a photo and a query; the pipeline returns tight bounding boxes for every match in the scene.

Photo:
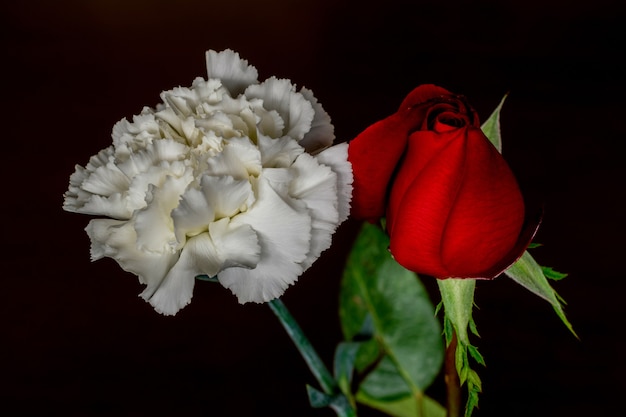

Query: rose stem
[445,330,462,417]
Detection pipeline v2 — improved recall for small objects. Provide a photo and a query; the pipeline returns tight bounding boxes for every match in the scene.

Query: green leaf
[307,386,356,417]
[307,385,333,408]
[480,93,507,153]
[356,390,446,417]
[468,316,480,338]
[353,337,382,373]
[542,266,569,281]
[358,355,414,401]
[455,343,468,384]
[465,370,482,417]
[443,315,454,346]
[339,222,444,402]
[334,342,360,397]
[505,251,577,337]
[467,345,485,367]
[434,301,443,317]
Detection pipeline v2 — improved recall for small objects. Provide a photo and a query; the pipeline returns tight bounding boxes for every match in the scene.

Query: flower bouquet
[63,49,573,417]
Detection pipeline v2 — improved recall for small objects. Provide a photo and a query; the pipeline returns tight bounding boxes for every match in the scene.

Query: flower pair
[64,50,531,316]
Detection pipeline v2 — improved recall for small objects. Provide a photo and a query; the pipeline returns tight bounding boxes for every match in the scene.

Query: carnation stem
[268,298,356,417]
[268,298,336,393]
[445,331,462,417]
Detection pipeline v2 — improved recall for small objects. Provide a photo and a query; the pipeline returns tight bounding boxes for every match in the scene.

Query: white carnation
[63,49,352,315]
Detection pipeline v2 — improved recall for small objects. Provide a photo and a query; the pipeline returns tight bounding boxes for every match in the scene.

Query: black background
[2,0,624,416]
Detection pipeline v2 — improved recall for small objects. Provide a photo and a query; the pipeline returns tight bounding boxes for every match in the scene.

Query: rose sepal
[504,250,577,337]
[437,278,483,417]
[480,95,575,336]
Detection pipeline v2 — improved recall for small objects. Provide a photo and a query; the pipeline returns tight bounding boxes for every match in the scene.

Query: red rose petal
[388,126,525,279]
[348,113,411,220]
[399,84,453,111]
[349,85,465,221]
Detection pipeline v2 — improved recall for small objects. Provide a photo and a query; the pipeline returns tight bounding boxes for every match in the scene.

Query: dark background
[2,0,624,416]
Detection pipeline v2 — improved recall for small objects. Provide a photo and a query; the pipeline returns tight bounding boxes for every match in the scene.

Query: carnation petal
[205,138,261,179]
[117,139,190,191]
[200,174,255,219]
[298,87,335,154]
[255,109,285,138]
[217,174,311,303]
[146,232,223,315]
[289,153,339,270]
[205,49,259,96]
[210,218,261,270]
[112,114,162,156]
[257,134,304,168]
[81,161,129,196]
[290,153,339,225]
[86,219,177,299]
[79,194,130,220]
[222,137,263,176]
[315,142,353,224]
[145,270,195,316]
[171,187,215,245]
[134,170,194,254]
[63,147,132,218]
[245,77,315,141]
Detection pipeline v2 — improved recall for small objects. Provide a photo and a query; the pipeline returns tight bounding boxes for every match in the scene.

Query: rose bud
[348,84,532,279]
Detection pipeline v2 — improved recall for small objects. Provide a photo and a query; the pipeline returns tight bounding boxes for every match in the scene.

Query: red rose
[348,84,531,279]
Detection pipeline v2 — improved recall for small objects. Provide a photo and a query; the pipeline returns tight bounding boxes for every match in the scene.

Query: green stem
[331,396,359,417]
[445,331,462,417]
[268,298,337,395]
[268,298,356,417]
